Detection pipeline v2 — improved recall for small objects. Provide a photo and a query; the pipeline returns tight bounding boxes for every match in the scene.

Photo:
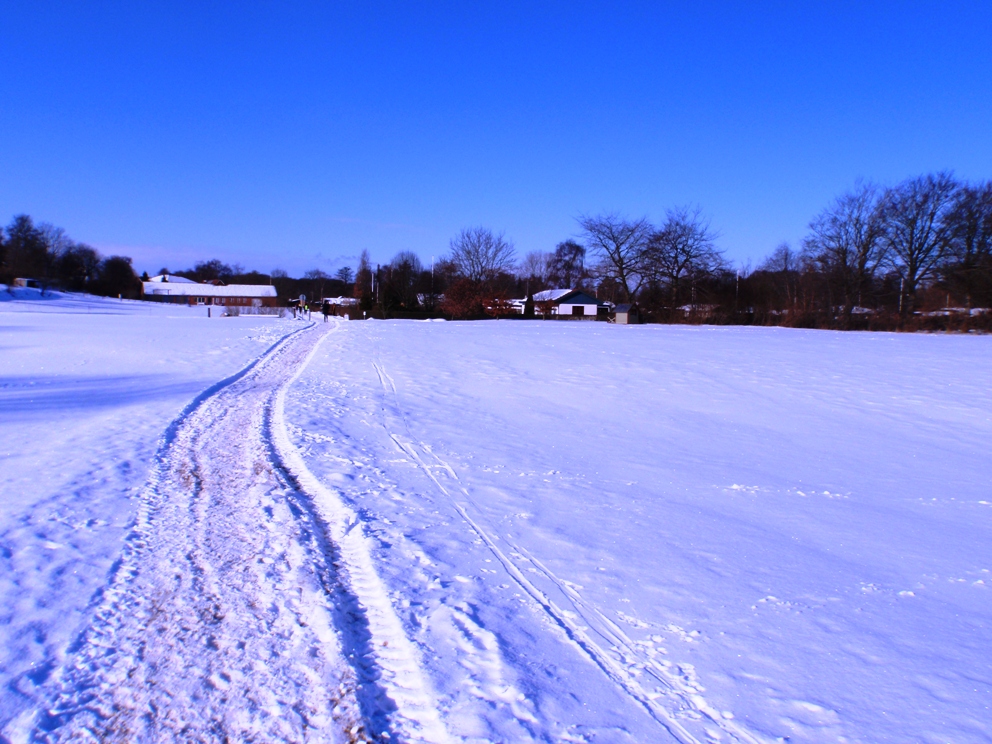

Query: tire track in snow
[368,360,544,739]
[32,323,449,744]
[273,327,452,744]
[369,355,768,744]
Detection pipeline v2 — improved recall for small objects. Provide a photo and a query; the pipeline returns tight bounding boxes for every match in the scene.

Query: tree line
[358,172,990,329]
[0,215,144,298]
[0,215,358,305]
[747,173,991,329]
[7,171,990,329]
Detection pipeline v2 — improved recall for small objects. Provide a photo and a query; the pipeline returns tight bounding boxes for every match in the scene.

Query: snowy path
[34,322,447,743]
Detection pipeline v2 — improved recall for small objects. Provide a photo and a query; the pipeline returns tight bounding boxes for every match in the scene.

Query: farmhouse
[518,288,609,319]
[142,275,278,307]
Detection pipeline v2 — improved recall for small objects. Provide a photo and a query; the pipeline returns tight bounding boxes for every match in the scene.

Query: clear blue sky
[2,1,990,277]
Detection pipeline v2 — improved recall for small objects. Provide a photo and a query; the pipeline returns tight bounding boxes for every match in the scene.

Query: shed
[615,303,641,324]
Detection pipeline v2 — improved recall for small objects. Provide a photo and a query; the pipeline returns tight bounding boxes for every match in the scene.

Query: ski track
[31,321,449,744]
[367,349,768,744]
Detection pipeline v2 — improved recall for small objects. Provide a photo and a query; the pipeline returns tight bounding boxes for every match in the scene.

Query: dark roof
[615,303,639,312]
[554,290,603,306]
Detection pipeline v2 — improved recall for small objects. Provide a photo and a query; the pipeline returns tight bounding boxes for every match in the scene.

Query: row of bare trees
[508,173,991,327]
[363,211,725,320]
[351,230,520,318]
[515,209,726,320]
[753,173,992,327]
[13,170,980,329]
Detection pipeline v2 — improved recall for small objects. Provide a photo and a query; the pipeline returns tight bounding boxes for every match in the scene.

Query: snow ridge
[272,325,453,744]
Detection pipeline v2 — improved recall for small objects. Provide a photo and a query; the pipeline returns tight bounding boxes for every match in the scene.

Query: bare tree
[304,268,328,302]
[390,250,423,274]
[449,227,516,282]
[760,242,798,273]
[943,181,992,310]
[645,207,724,316]
[518,250,552,294]
[803,182,887,324]
[383,250,423,310]
[335,266,354,284]
[882,172,959,315]
[756,242,801,310]
[38,223,72,261]
[578,213,652,302]
[56,242,101,290]
[548,240,586,288]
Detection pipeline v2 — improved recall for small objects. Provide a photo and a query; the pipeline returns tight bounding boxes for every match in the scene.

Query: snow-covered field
[2,290,990,743]
[287,321,992,743]
[0,289,296,740]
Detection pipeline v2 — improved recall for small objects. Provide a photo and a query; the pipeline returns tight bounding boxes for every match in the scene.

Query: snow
[0,289,296,739]
[285,320,992,743]
[142,282,278,298]
[2,291,990,743]
[532,288,575,302]
[146,274,198,284]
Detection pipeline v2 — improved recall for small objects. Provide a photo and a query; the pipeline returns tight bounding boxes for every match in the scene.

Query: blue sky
[2,1,990,277]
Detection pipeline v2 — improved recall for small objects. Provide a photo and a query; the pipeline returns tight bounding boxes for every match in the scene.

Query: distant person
[322,301,331,322]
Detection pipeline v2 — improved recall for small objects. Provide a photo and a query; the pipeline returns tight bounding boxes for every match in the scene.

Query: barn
[142,275,279,307]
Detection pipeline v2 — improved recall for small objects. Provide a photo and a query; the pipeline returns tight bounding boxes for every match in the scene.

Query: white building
[142,275,278,307]
[513,289,609,319]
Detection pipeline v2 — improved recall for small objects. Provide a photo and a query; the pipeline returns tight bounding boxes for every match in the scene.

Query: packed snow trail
[35,321,448,743]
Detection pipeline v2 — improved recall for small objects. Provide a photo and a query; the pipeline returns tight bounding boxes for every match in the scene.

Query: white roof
[143,282,277,298]
[532,289,574,302]
[147,274,198,284]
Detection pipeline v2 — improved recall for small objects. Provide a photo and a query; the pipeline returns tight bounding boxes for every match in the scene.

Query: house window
[572,305,584,316]
[196,297,206,305]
